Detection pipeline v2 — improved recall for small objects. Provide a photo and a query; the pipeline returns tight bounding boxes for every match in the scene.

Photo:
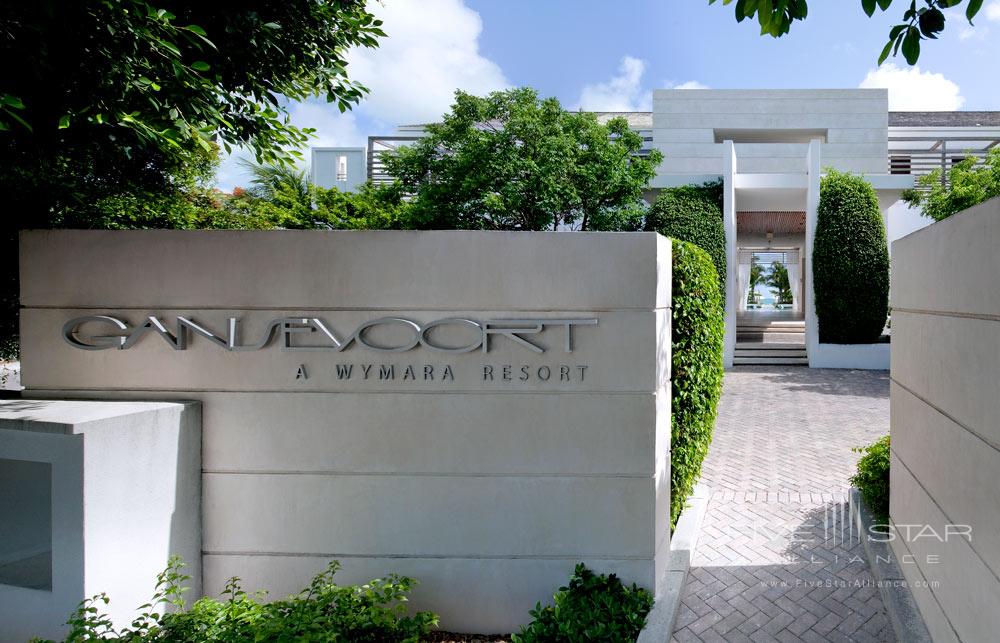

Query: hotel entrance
[734,210,806,365]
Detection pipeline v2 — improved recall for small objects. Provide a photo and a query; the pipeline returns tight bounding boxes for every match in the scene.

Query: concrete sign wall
[18,230,672,632]
[890,197,1000,643]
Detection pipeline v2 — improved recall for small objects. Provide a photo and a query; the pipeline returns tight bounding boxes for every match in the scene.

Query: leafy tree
[220,160,411,231]
[0,0,384,358]
[766,261,793,305]
[380,88,663,231]
[902,148,1000,221]
[707,0,986,64]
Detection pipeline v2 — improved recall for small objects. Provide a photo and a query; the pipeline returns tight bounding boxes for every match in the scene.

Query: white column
[738,262,751,312]
[786,262,799,312]
[805,139,821,365]
[723,140,737,368]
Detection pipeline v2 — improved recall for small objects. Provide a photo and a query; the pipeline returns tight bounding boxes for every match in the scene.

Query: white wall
[889,196,1000,642]
[651,89,888,180]
[311,147,366,192]
[886,200,934,248]
[0,400,201,642]
[18,230,673,633]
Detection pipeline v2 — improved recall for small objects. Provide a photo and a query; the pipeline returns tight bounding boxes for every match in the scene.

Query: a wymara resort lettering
[62,315,598,355]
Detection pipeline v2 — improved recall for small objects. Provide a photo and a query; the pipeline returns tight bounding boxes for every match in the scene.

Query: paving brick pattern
[672,366,892,643]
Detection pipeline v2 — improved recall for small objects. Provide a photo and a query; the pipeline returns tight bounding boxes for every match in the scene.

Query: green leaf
[967,0,984,21]
[901,26,920,64]
[862,0,876,17]
[876,0,892,9]
[58,114,71,129]
[1,94,25,109]
[877,39,894,65]
[191,61,211,72]
[918,8,945,38]
[184,24,207,36]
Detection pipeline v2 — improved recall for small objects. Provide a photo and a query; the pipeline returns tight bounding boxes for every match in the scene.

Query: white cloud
[215,0,507,190]
[576,56,652,111]
[287,101,364,148]
[348,0,508,125]
[985,1,1000,21]
[859,63,964,110]
[958,25,989,40]
[673,81,709,90]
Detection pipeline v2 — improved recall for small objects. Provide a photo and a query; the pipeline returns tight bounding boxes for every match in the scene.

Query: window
[0,459,52,591]
[337,155,348,182]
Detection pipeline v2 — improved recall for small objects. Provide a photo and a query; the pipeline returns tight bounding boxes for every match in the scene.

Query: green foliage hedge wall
[670,240,725,527]
[814,170,890,343]
[646,181,726,297]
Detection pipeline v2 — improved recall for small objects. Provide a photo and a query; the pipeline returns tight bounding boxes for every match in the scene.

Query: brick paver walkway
[672,366,893,643]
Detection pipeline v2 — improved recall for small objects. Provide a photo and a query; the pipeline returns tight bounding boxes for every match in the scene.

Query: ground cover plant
[669,240,725,528]
[511,564,652,643]
[850,435,891,527]
[813,170,890,344]
[35,557,437,643]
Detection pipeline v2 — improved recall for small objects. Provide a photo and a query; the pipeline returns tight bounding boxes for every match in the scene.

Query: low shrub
[511,564,653,643]
[850,435,891,527]
[670,239,725,527]
[813,170,890,343]
[35,557,437,643]
[644,180,726,296]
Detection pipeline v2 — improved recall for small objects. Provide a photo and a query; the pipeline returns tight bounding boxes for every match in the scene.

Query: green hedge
[813,170,890,343]
[645,181,726,297]
[850,435,890,528]
[512,564,652,643]
[670,239,725,528]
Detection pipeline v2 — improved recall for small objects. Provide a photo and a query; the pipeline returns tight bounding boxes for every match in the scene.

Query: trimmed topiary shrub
[850,435,890,528]
[645,180,726,296]
[813,170,890,343]
[512,564,653,643]
[670,239,725,528]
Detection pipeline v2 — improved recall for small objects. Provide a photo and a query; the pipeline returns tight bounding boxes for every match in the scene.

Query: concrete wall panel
[891,197,1000,316]
[889,454,1000,643]
[19,230,672,633]
[20,230,669,311]
[890,199,1000,642]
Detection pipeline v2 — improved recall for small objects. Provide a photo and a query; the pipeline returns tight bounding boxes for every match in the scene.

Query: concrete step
[735,349,808,358]
[737,325,805,333]
[735,343,805,350]
[737,334,807,344]
[733,356,810,366]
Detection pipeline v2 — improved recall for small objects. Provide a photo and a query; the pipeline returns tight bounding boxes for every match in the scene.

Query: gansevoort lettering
[61,315,598,354]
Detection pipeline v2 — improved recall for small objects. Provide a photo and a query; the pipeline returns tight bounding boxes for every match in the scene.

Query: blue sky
[215,0,1000,190]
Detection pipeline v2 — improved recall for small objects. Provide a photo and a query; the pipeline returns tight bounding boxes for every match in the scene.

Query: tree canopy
[707,0,987,64]
[381,88,663,231]
[0,1,384,358]
[0,0,384,229]
[902,148,1000,221]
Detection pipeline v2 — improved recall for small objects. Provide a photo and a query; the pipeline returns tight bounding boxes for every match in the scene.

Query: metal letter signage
[62,315,599,355]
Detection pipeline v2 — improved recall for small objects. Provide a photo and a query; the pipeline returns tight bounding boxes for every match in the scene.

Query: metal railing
[888,135,1000,188]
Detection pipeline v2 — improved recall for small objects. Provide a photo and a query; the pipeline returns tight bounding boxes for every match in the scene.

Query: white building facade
[314,89,1000,369]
